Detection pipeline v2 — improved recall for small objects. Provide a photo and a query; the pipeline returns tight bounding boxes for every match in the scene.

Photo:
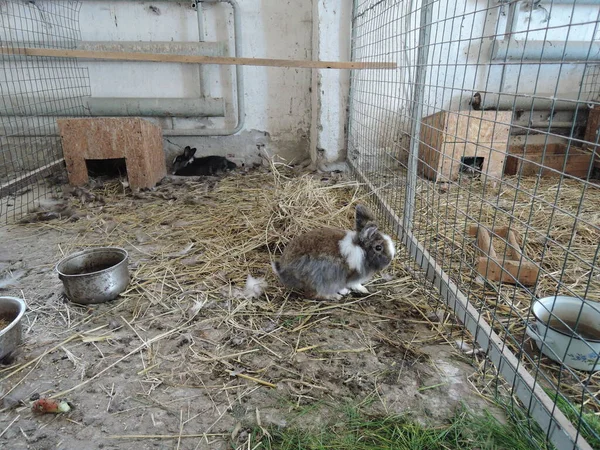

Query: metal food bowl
[0,296,26,361]
[527,295,600,372]
[56,247,130,305]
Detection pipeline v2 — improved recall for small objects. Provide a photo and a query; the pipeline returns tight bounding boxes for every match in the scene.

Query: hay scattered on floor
[4,163,451,432]
[51,166,367,316]
[415,176,600,410]
[360,159,600,418]
[8,156,599,441]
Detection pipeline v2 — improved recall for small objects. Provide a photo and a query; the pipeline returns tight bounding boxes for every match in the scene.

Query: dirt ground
[0,168,501,450]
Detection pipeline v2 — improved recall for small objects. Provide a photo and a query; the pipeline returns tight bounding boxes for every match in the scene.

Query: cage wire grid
[347,0,600,449]
[0,0,91,223]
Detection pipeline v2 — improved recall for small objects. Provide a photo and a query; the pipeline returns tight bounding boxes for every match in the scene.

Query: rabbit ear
[359,224,378,242]
[355,204,375,232]
[183,146,196,158]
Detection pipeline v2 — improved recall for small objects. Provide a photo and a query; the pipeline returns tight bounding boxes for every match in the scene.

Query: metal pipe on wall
[2,0,245,137]
[487,1,595,112]
[164,0,244,136]
[0,97,225,117]
[495,0,600,5]
[538,0,600,3]
[195,2,208,97]
[492,39,600,62]
[479,93,585,111]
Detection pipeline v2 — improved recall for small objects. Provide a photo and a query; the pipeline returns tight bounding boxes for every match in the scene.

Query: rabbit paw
[316,293,343,301]
[338,288,351,296]
[348,283,369,294]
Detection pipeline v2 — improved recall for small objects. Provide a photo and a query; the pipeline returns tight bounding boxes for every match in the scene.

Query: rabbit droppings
[272,204,395,300]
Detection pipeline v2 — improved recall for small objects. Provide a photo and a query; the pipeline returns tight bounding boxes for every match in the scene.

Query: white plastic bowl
[526,296,600,372]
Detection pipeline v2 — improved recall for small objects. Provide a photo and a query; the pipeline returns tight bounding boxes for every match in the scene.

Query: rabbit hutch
[1,1,600,449]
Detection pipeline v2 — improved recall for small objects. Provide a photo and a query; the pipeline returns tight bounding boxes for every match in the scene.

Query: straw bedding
[4,164,480,448]
[2,161,598,446]
[387,171,600,414]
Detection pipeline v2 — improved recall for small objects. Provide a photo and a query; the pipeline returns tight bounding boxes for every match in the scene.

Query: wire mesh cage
[348,0,600,449]
[0,0,91,223]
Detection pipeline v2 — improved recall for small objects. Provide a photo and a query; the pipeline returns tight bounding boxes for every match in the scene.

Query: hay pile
[55,166,363,316]
[354,157,600,436]
[3,164,439,401]
[67,162,596,415]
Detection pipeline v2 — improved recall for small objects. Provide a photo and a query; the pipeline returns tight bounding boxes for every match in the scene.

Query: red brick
[57,118,166,189]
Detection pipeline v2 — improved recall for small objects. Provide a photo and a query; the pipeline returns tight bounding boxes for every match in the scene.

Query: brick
[57,118,166,189]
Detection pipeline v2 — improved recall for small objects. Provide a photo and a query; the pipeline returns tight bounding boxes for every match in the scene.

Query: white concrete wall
[0,0,355,172]
[311,0,352,169]
[77,0,314,166]
[3,1,600,176]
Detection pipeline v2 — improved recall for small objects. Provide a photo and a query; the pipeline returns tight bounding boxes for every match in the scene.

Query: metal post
[345,0,359,159]
[195,1,207,97]
[404,0,433,233]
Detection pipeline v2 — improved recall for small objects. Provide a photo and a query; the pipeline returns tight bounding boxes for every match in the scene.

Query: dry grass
[356,156,600,417]
[44,165,375,331]
[2,162,460,449]
[411,175,600,408]
[7,156,597,446]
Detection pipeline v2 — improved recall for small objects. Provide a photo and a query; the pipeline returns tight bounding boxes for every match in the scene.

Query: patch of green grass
[250,405,546,450]
[543,387,600,449]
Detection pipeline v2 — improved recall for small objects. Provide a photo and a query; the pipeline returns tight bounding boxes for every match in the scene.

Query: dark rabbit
[172,146,237,176]
[272,204,395,300]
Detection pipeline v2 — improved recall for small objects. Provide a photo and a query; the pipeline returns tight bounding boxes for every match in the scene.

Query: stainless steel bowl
[56,247,130,305]
[0,296,26,361]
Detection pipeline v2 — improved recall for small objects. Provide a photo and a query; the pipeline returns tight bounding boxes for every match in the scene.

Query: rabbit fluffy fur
[272,204,395,300]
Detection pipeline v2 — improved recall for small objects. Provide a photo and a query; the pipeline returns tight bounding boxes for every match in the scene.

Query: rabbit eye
[375,244,383,252]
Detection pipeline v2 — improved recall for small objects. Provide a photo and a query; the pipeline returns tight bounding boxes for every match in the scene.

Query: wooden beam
[0,46,396,70]
[468,224,540,286]
[0,159,64,197]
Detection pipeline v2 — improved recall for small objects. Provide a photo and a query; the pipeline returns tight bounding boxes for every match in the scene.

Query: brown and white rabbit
[272,204,395,300]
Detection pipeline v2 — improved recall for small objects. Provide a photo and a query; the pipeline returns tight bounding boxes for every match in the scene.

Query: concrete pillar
[310,0,352,170]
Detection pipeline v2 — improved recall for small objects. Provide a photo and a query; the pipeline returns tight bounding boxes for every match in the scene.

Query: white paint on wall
[78,0,314,164]
[0,0,354,169]
[348,0,600,157]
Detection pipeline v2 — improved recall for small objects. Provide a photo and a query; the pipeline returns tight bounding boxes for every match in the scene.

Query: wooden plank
[418,110,510,182]
[438,142,507,182]
[468,224,539,286]
[0,46,396,70]
[469,225,497,259]
[476,257,539,286]
[506,231,523,260]
[495,226,522,260]
[584,108,600,146]
[518,153,591,178]
[418,112,446,180]
[445,110,511,143]
[505,143,593,178]
[0,159,64,197]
